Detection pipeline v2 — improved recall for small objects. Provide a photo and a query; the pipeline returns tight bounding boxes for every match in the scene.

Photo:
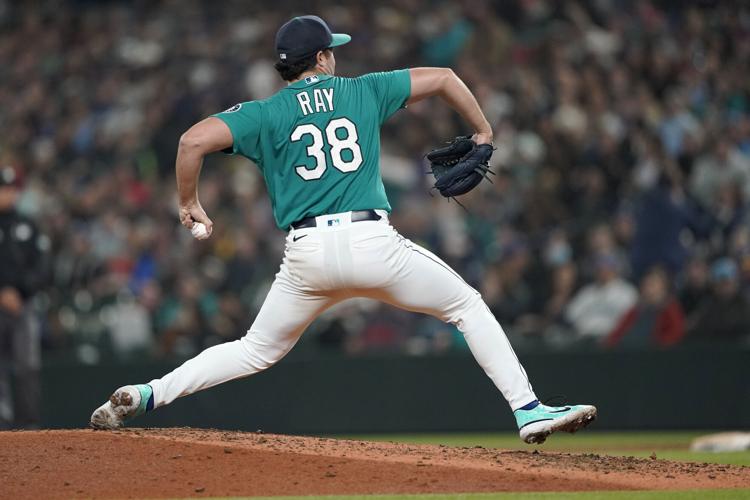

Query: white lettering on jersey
[296,92,313,116]
[296,89,335,116]
[313,89,327,113]
[321,88,334,112]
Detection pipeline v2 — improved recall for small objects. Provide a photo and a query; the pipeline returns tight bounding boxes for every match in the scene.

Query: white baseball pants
[149,212,537,411]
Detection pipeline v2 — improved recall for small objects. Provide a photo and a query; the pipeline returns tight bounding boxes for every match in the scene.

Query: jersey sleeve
[211,101,262,161]
[358,69,411,124]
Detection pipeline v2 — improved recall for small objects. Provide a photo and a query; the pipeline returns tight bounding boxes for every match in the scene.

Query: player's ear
[317,49,334,75]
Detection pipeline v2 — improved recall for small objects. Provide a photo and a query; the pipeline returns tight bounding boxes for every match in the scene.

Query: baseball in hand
[191,222,210,240]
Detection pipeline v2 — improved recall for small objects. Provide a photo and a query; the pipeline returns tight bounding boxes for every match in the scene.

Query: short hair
[273,50,329,82]
[274,53,317,81]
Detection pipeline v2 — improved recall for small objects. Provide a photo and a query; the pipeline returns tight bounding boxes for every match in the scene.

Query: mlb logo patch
[305,75,319,84]
[327,218,340,227]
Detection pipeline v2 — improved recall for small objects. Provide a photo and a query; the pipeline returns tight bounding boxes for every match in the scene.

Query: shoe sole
[520,405,597,444]
[89,389,135,430]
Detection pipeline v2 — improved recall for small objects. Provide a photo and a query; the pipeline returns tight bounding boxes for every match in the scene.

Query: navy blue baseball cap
[275,15,351,64]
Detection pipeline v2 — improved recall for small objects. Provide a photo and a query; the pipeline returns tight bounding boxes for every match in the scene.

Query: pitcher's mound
[1,428,748,498]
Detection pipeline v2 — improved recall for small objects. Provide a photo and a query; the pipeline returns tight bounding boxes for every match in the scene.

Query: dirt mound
[1,428,748,499]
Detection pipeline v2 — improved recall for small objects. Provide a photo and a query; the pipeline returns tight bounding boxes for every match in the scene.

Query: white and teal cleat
[90,384,153,430]
[515,401,597,444]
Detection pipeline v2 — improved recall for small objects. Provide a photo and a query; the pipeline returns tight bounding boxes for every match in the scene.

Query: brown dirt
[0,428,748,499]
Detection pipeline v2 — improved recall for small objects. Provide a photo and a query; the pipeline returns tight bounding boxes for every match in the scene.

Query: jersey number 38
[290,118,363,181]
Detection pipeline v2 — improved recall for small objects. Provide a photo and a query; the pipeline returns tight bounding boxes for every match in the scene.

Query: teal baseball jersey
[212,70,411,230]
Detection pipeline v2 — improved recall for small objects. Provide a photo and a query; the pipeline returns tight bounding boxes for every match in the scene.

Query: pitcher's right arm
[175,117,233,235]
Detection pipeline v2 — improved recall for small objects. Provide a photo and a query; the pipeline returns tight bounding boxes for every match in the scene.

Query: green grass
[180,490,750,499]
[340,431,750,467]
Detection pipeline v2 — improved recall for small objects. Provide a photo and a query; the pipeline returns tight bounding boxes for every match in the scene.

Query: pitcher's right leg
[91,267,339,429]
[148,275,335,408]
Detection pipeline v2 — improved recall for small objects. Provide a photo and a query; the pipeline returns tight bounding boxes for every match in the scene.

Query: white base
[691,432,750,452]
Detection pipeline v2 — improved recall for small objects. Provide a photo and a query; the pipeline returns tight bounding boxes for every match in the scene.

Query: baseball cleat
[515,402,597,444]
[90,384,152,430]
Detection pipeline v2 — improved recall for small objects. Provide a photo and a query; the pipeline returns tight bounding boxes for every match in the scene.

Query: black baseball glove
[426,135,494,198]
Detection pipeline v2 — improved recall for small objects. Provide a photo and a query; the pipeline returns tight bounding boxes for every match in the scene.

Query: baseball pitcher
[91,15,596,444]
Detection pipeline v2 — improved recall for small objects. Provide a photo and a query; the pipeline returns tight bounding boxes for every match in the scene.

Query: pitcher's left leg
[362,232,596,443]
[367,236,537,410]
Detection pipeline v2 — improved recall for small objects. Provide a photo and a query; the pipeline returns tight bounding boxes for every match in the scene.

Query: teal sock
[135,384,153,416]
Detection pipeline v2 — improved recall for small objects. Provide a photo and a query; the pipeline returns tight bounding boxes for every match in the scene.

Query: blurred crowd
[2,0,750,364]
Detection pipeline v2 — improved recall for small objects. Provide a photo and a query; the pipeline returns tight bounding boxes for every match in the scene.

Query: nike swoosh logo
[293,234,308,242]
[549,407,571,413]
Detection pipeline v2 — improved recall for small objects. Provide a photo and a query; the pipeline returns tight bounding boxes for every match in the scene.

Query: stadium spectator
[516,231,577,339]
[629,166,699,280]
[605,266,685,348]
[1,1,750,357]
[483,237,533,329]
[679,256,711,317]
[521,261,579,342]
[687,258,750,343]
[0,165,48,428]
[564,254,638,341]
[580,223,628,282]
[690,138,750,210]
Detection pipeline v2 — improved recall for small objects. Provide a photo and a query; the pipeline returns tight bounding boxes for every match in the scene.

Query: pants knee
[239,331,295,372]
[448,292,488,330]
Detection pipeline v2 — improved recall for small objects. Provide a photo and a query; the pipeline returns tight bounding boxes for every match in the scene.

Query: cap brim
[329,33,351,48]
